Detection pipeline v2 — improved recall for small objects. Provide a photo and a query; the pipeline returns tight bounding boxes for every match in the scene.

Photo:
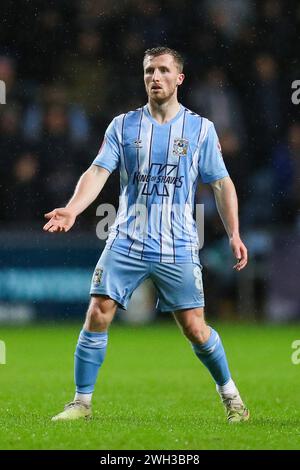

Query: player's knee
[86,299,115,331]
[182,322,208,344]
[88,309,109,330]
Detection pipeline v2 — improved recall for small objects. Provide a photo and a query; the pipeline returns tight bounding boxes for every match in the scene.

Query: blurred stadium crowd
[0,0,300,320]
[1,0,299,229]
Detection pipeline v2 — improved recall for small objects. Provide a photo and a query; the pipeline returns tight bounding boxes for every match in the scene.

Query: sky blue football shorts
[90,248,205,312]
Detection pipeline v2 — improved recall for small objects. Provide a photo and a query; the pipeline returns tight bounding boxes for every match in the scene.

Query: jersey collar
[143,103,184,127]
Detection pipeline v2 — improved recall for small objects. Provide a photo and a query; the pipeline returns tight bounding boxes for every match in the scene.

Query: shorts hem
[159,301,205,313]
[89,289,127,310]
[108,245,200,264]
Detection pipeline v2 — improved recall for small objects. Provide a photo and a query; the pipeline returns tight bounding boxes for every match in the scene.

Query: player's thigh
[151,262,205,313]
[90,248,150,310]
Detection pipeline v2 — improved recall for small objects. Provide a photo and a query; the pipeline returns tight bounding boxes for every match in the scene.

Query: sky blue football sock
[192,327,231,386]
[74,329,108,394]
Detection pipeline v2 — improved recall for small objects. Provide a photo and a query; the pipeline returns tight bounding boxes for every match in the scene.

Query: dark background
[0,0,300,323]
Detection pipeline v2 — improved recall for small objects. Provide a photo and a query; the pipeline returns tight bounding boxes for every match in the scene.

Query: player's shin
[74,329,108,404]
[191,327,234,389]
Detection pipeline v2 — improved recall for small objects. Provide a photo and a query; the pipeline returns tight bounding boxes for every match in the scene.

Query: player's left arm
[210,176,248,271]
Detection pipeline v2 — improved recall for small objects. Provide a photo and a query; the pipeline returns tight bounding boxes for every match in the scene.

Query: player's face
[143,54,184,103]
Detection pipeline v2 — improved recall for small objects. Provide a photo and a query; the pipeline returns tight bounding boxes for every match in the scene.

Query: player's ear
[177,73,185,86]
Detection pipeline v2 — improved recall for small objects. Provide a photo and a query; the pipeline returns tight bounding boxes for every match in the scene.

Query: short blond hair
[143,47,184,72]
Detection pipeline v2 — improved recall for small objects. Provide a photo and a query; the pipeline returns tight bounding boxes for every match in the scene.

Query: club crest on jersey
[93,267,103,287]
[173,138,188,157]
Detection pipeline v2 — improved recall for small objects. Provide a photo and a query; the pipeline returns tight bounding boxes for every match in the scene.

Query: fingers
[44,210,59,229]
[44,223,66,233]
[44,208,66,219]
[43,222,58,232]
[233,256,247,271]
[43,208,66,232]
[49,223,65,233]
[44,211,55,220]
[43,216,57,231]
[233,244,248,271]
[43,207,74,233]
[233,259,243,271]
[43,221,54,231]
[43,217,67,232]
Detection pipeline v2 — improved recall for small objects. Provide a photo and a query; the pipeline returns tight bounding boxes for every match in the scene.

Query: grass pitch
[0,321,300,450]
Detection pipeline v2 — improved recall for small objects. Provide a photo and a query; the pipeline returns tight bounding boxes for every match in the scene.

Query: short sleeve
[93,118,120,173]
[198,122,229,183]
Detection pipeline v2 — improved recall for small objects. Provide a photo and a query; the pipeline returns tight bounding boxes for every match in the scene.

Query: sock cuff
[82,329,107,338]
[217,378,236,393]
[192,327,220,355]
[78,329,108,349]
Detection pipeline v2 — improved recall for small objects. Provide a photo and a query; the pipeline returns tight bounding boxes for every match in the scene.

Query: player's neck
[147,97,181,124]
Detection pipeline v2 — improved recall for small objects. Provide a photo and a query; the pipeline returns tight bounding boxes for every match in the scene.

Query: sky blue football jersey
[93,104,229,263]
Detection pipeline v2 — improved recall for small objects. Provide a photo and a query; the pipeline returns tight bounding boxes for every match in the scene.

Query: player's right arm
[43,165,110,233]
[44,117,121,233]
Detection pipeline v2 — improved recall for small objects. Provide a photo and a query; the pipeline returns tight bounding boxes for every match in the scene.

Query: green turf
[0,321,300,450]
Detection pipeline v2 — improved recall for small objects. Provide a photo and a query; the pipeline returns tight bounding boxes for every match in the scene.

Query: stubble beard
[147,85,177,105]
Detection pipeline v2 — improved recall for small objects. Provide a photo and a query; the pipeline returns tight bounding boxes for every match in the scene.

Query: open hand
[43,208,76,233]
